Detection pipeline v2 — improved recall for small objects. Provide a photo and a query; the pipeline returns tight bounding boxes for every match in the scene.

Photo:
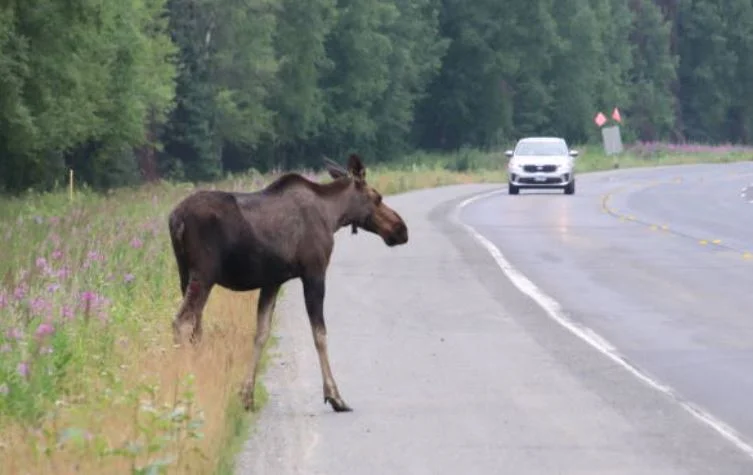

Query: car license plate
[534,176,547,182]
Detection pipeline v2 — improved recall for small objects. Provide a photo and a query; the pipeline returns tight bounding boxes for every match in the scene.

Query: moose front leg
[302,275,352,412]
[240,284,281,411]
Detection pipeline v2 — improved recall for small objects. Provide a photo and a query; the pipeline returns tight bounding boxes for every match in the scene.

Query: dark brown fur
[168,154,408,412]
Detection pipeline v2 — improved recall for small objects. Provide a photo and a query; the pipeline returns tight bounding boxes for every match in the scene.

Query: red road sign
[594,112,607,127]
[612,107,622,123]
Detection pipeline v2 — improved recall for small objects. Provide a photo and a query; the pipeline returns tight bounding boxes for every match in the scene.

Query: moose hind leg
[240,284,280,411]
[172,277,212,345]
[302,275,352,413]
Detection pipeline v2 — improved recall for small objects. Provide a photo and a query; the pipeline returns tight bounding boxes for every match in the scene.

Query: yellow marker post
[743,252,753,260]
[650,225,658,231]
[661,225,669,231]
[699,240,708,245]
[69,169,74,201]
[711,239,722,245]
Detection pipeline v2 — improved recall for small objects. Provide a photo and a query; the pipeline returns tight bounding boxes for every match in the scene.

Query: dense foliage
[0,0,748,192]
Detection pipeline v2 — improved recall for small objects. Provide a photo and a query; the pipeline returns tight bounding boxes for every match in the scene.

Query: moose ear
[323,157,348,179]
[347,153,366,182]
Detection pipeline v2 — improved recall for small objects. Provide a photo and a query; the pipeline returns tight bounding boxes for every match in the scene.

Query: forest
[0,0,747,192]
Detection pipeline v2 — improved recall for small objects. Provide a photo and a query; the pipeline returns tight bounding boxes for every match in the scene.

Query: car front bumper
[508,169,573,187]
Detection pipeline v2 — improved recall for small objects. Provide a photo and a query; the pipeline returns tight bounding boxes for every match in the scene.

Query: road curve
[236,163,753,475]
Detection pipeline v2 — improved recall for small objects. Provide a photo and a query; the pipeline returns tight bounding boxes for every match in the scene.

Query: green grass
[214,335,277,475]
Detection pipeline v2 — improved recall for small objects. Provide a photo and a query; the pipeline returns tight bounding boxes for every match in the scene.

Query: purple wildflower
[124,273,135,283]
[130,237,143,249]
[0,292,7,309]
[56,267,72,279]
[47,283,61,293]
[51,249,64,260]
[61,306,74,321]
[80,291,96,304]
[14,284,27,301]
[6,328,24,340]
[30,297,51,316]
[17,361,29,378]
[36,257,48,269]
[79,290,111,322]
[83,251,104,269]
[34,322,55,339]
[87,250,104,261]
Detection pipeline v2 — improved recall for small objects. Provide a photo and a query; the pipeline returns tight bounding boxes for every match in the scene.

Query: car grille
[523,164,557,173]
[518,177,564,185]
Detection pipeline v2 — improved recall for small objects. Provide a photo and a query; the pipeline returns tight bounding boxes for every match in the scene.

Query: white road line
[453,188,753,460]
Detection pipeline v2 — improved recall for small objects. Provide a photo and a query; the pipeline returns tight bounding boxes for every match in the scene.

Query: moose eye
[375,194,382,205]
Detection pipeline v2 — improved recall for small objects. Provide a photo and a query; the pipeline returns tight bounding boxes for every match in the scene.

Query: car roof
[516,136,566,143]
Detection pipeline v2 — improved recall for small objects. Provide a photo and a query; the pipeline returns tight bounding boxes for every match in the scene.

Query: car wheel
[509,183,519,195]
[564,179,575,195]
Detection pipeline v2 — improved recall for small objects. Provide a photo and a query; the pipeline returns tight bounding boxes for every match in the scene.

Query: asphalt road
[236,163,753,474]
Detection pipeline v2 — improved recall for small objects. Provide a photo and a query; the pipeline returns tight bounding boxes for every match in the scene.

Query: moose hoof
[325,396,353,413]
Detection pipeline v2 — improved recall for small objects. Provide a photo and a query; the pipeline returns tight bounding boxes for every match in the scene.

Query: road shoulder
[235,181,753,475]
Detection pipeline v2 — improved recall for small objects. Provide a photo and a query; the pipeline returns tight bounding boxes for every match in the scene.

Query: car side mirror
[569,150,579,158]
[504,150,513,158]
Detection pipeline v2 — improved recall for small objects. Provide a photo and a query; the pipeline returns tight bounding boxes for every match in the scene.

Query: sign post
[601,125,623,155]
[594,107,624,168]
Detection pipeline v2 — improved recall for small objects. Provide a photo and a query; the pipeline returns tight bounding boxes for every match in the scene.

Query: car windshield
[515,140,568,156]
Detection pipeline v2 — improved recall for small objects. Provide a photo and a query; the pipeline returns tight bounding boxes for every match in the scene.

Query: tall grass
[0,180,271,474]
[0,143,750,474]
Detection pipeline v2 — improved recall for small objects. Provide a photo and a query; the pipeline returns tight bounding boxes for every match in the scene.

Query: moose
[167,154,409,412]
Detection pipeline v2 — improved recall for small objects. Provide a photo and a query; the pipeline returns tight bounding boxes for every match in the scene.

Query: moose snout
[386,221,408,246]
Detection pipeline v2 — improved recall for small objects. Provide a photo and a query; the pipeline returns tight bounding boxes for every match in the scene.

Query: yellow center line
[600,175,753,260]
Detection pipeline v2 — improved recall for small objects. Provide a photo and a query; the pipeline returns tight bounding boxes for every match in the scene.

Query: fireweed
[0,193,168,422]
[0,179,265,472]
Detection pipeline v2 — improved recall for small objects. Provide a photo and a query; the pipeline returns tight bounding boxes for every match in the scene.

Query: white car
[505,137,578,195]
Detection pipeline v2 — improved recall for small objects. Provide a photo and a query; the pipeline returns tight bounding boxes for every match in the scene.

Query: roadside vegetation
[1,144,751,473]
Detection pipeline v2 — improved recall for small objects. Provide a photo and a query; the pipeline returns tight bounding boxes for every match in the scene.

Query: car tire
[509,183,519,195]
[564,179,575,195]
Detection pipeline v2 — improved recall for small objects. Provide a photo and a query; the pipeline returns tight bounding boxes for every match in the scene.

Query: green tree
[508,0,558,138]
[162,0,278,182]
[255,0,336,170]
[414,0,524,150]
[315,0,396,159]
[0,0,176,192]
[547,0,601,142]
[676,0,735,142]
[369,0,447,160]
[627,0,678,142]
